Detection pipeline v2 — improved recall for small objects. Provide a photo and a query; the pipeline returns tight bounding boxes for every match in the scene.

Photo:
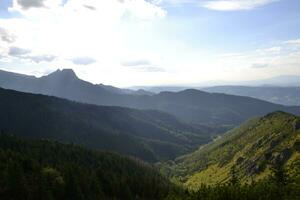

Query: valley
[1,0,300,198]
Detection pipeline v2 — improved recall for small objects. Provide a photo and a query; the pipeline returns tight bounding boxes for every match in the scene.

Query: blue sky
[0,0,300,87]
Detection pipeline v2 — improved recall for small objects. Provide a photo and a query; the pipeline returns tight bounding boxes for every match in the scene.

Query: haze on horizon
[0,0,300,87]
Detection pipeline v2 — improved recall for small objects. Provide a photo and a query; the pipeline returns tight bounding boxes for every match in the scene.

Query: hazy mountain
[0,87,213,162]
[0,69,151,97]
[202,86,300,106]
[131,75,300,93]
[134,89,300,126]
[1,69,300,127]
[130,86,189,93]
[160,111,300,189]
[239,75,300,87]
[207,75,300,87]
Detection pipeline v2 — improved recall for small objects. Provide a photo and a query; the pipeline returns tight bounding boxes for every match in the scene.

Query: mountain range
[1,69,300,199]
[132,75,300,93]
[1,69,300,128]
[202,85,300,106]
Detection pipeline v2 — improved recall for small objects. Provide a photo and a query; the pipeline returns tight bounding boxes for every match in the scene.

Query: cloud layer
[1,0,299,87]
[8,46,31,56]
[16,0,46,9]
[6,46,56,63]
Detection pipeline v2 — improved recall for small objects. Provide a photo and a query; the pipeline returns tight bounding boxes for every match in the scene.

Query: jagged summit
[44,68,78,80]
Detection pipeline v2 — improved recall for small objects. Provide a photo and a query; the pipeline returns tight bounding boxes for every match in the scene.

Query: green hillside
[1,134,300,200]
[0,88,212,162]
[0,134,172,200]
[160,111,300,189]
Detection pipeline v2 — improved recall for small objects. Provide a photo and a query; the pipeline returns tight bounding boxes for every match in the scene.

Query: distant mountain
[240,75,300,87]
[1,69,300,127]
[0,134,172,199]
[134,89,300,126]
[202,86,300,106]
[130,86,189,93]
[0,69,152,97]
[160,111,300,189]
[131,75,300,93]
[204,75,300,87]
[0,87,212,162]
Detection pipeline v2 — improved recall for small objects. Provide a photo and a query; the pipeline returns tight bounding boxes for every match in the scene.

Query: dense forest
[1,86,300,199]
[0,134,173,200]
[1,134,300,200]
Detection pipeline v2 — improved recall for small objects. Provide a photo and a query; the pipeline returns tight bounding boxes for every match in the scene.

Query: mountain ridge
[0,87,213,162]
[1,69,300,127]
[202,85,300,106]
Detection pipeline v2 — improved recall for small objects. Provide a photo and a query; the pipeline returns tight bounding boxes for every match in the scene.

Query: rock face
[245,157,264,176]
[294,121,300,131]
[246,161,262,175]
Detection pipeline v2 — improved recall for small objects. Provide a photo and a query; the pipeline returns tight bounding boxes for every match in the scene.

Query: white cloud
[200,0,278,11]
[12,0,62,11]
[2,0,166,64]
[0,27,16,43]
[0,0,168,86]
[251,63,269,68]
[122,0,166,19]
[2,0,299,87]
[6,46,56,63]
[284,39,300,46]
[160,0,277,11]
[255,46,282,55]
[8,46,31,56]
[14,0,47,10]
[11,0,166,19]
[24,54,56,63]
[214,39,300,81]
[122,59,165,71]
[121,59,151,66]
[71,57,96,65]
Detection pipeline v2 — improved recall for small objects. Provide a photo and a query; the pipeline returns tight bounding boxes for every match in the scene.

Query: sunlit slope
[160,112,300,189]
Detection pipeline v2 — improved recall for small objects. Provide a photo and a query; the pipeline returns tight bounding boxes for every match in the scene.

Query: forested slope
[0,134,172,200]
[0,88,211,162]
[160,112,300,189]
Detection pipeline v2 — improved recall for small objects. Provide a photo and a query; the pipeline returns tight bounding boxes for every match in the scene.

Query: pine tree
[229,165,240,186]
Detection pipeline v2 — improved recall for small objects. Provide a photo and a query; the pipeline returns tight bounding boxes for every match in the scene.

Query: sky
[0,0,300,87]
